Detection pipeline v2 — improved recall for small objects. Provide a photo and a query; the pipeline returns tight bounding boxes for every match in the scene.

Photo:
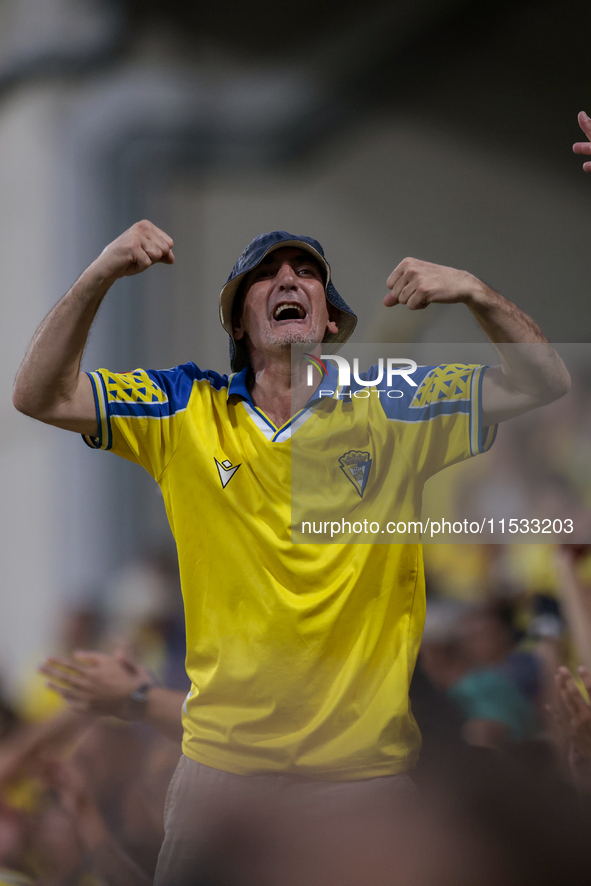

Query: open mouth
[272,302,307,322]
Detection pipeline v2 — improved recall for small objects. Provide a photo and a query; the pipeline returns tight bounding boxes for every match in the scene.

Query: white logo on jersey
[215,457,241,489]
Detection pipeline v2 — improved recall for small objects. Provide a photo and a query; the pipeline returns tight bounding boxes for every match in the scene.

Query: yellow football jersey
[84,360,494,779]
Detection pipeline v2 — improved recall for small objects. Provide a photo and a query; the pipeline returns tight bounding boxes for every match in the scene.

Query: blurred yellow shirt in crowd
[15,667,65,724]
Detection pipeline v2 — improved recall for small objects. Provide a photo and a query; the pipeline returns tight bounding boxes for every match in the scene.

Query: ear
[233,317,245,341]
[231,285,247,340]
[232,300,246,341]
[326,303,339,337]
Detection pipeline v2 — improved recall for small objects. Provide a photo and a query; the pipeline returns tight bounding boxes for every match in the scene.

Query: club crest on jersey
[215,457,241,489]
[338,450,372,498]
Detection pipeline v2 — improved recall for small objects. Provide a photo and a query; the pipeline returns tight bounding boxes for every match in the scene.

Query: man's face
[232,246,339,357]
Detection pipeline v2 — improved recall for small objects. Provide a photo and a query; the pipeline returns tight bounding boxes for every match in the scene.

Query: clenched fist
[384,257,486,311]
[91,219,175,284]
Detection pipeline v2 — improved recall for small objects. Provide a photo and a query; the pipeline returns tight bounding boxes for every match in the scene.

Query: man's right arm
[12,220,174,436]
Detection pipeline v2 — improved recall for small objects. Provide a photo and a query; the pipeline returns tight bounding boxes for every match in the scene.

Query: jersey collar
[227,363,341,406]
[227,367,251,402]
[227,363,341,443]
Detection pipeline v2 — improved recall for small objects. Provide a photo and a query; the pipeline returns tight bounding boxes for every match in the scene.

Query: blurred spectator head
[61,604,104,653]
[459,599,517,668]
[419,599,470,691]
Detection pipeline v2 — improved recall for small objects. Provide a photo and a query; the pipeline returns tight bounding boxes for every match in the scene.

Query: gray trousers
[154,754,417,886]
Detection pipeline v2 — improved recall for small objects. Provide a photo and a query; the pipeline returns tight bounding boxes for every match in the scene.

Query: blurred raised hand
[39,650,153,718]
[39,650,185,741]
[551,666,591,761]
[572,111,591,172]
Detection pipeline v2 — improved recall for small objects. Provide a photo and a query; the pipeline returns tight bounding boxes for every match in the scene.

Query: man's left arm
[384,257,570,426]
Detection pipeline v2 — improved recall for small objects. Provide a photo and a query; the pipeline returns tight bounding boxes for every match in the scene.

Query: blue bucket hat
[219,231,357,372]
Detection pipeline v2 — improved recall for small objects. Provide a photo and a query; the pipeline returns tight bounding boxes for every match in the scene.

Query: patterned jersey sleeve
[379,363,497,479]
[82,362,227,480]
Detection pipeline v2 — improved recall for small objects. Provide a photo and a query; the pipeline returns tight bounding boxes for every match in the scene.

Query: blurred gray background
[1,0,590,696]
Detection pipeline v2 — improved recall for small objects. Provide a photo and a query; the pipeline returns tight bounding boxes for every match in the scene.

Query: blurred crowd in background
[0,550,186,884]
[2,543,591,883]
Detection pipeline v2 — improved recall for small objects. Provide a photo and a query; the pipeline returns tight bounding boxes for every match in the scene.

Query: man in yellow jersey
[13,221,569,882]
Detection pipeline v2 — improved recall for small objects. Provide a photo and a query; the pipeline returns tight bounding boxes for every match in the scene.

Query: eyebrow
[259,251,317,266]
[260,250,324,279]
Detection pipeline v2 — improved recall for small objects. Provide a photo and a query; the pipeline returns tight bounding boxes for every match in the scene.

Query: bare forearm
[0,711,91,784]
[465,281,548,344]
[465,281,570,422]
[13,263,111,424]
[13,220,175,432]
[144,688,184,742]
[384,259,570,421]
[39,653,184,739]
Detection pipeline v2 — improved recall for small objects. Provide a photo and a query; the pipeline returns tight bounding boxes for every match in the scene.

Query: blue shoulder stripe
[106,363,229,419]
[83,363,229,451]
[83,371,111,450]
[377,364,473,421]
[151,363,230,400]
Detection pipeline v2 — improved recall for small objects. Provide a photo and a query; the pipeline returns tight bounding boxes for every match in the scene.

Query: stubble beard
[265,329,319,347]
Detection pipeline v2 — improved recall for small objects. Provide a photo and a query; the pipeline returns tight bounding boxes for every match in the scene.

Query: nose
[277,262,297,289]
